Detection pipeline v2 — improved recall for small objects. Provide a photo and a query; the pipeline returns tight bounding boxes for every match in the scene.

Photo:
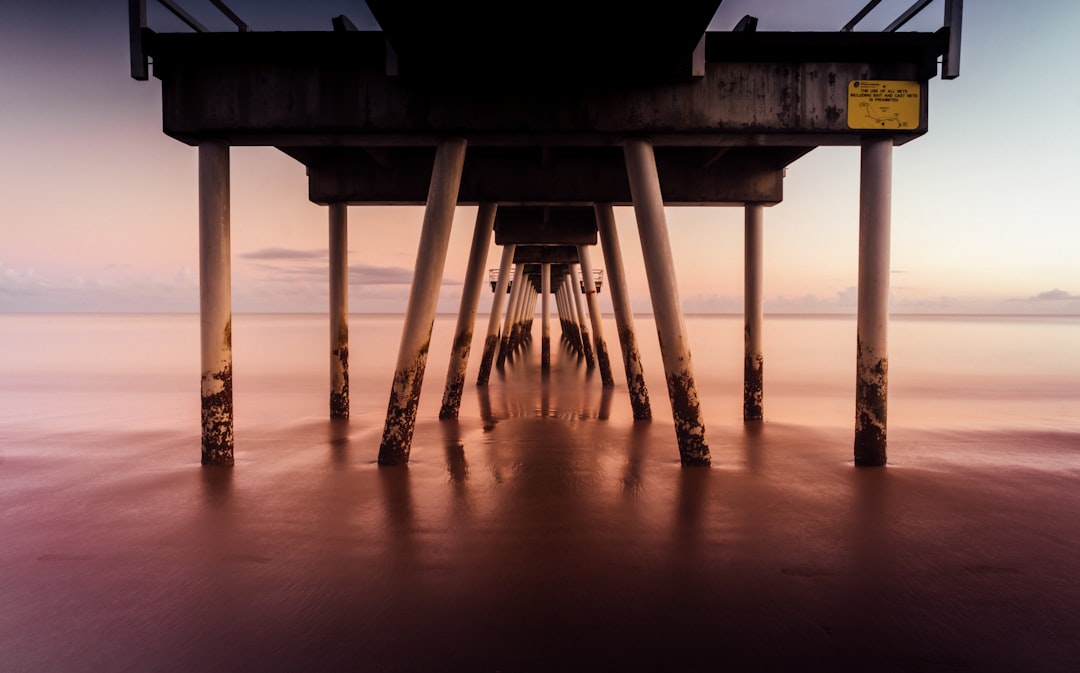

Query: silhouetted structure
[129,0,962,468]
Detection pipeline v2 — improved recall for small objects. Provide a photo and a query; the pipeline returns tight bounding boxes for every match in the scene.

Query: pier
[129,0,963,467]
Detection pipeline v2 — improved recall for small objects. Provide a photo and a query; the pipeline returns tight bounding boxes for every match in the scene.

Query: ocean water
[2,312,1077,435]
[1,312,1079,671]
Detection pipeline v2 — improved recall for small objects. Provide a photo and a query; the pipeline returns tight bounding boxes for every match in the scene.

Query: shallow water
[1,313,1079,671]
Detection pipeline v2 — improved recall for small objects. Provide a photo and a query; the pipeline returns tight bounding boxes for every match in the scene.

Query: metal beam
[884,0,936,33]
[842,0,885,32]
[158,0,208,32]
[209,0,251,32]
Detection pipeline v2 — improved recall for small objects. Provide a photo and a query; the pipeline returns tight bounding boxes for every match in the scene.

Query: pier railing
[129,0,249,79]
[842,0,962,78]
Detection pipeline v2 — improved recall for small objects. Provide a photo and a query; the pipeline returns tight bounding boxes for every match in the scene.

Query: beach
[1,313,1078,672]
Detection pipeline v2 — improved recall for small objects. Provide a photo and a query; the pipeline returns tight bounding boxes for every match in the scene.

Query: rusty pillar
[595,203,651,419]
[570,263,595,368]
[744,203,764,422]
[477,244,515,385]
[439,203,497,419]
[855,137,892,467]
[624,139,710,466]
[577,245,614,388]
[541,262,551,373]
[378,138,467,466]
[497,262,525,368]
[198,141,233,466]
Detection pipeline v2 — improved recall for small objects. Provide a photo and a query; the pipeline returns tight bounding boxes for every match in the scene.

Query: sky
[1,0,1078,315]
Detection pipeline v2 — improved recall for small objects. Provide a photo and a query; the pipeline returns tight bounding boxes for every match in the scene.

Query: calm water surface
[1,313,1078,672]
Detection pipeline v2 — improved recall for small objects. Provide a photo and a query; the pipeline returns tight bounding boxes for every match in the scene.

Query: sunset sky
[1,0,1077,314]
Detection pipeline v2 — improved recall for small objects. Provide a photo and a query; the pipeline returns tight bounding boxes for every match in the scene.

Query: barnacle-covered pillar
[570,263,595,368]
[624,139,710,466]
[855,137,892,467]
[743,203,764,422]
[329,202,349,420]
[595,203,651,419]
[440,203,497,418]
[477,244,515,385]
[561,273,583,354]
[198,140,234,466]
[577,245,614,387]
[378,138,467,466]
[541,263,552,373]
[497,262,526,368]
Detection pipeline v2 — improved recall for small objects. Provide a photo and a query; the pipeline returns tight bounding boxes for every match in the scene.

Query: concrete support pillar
[624,139,710,466]
[541,263,552,373]
[525,289,536,338]
[595,203,651,420]
[198,141,233,466]
[744,203,764,422]
[329,203,350,419]
[520,285,533,347]
[378,138,467,466]
[555,280,568,345]
[507,271,525,355]
[855,137,892,467]
[439,203,497,419]
[564,273,583,353]
[571,263,595,368]
[497,262,525,368]
[477,244,515,385]
[577,245,614,387]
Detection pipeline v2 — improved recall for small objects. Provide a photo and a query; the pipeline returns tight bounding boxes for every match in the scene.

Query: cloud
[238,248,326,261]
[236,247,464,298]
[766,287,858,313]
[238,247,461,287]
[1032,288,1079,301]
[0,262,48,297]
[0,262,199,312]
[351,265,418,285]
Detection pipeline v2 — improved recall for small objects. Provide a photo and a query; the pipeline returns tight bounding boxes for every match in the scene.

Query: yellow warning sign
[847,80,921,130]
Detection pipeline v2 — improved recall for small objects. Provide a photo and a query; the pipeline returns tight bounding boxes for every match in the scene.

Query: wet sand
[3,409,1079,671]
[2,313,1079,671]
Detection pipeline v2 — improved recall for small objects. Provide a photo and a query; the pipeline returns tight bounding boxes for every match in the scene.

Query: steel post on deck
[855,137,892,467]
[578,245,614,387]
[570,263,595,368]
[595,203,651,419]
[378,138,467,466]
[329,203,350,420]
[744,203,764,422]
[440,203,497,419]
[477,244,515,385]
[624,139,710,466]
[198,141,234,466]
[541,263,552,373]
[497,262,525,368]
